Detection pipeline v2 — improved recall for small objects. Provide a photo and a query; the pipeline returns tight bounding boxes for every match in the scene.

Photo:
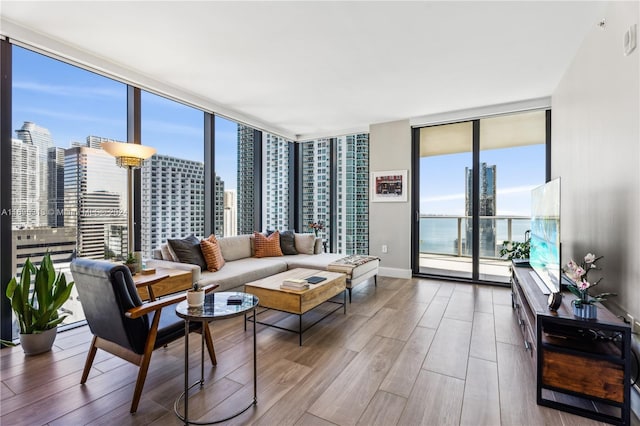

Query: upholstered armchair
[70,258,217,413]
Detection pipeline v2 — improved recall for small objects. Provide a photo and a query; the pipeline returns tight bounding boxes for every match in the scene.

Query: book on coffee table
[281,278,309,290]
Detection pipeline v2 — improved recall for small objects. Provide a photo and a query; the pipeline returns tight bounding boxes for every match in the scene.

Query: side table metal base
[174,305,257,425]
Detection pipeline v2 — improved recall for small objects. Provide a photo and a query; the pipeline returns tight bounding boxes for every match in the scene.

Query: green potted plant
[499,230,530,266]
[186,281,205,307]
[125,252,138,274]
[5,253,74,355]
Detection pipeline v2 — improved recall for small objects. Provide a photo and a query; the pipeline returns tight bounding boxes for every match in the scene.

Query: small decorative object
[547,292,563,311]
[500,230,530,265]
[140,268,156,275]
[308,221,324,237]
[564,253,616,320]
[4,253,74,355]
[124,252,138,275]
[186,282,205,307]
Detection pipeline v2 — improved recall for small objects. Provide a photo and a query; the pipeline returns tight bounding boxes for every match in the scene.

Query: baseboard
[378,267,412,279]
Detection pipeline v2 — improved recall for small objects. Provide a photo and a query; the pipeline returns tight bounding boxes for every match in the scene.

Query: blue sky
[12,46,239,190]
[12,46,545,209]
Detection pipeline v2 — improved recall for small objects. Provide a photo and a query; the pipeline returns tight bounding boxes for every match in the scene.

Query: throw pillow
[294,233,316,255]
[160,243,176,261]
[167,235,207,271]
[200,235,226,272]
[254,231,283,258]
[279,230,297,255]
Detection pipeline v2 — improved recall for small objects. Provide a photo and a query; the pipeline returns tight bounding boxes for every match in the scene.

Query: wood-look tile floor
[1,277,637,425]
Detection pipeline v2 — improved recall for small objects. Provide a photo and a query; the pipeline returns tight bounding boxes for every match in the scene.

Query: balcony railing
[419,214,530,259]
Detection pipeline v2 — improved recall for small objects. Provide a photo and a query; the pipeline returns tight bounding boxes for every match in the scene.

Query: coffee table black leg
[344,289,347,313]
[299,315,303,346]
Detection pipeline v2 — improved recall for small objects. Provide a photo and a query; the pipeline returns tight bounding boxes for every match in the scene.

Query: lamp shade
[102,142,156,168]
[102,141,156,159]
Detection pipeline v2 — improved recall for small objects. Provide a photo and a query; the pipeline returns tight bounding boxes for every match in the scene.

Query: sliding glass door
[415,110,548,283]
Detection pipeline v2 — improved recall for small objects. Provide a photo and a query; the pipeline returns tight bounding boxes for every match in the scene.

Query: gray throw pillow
[167,235,207,271]
[279,230,297,255]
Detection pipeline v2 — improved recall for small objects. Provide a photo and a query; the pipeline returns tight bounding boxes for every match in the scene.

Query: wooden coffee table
[133,268,192,300]
[244,268,346,345]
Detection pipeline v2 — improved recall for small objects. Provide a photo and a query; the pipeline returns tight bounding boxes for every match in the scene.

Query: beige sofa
[147,233,378,300]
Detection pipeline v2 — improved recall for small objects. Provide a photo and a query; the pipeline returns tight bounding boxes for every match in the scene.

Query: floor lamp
[102,142,156,257]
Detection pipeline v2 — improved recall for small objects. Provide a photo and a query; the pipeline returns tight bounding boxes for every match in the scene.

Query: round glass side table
[174,291,259,425]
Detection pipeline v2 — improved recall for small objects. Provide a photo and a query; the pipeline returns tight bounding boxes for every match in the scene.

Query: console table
[511,263,631,425]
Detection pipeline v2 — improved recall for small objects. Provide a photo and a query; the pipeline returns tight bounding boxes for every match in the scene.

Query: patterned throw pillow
[254,231,284,258]
[200,235,226,272]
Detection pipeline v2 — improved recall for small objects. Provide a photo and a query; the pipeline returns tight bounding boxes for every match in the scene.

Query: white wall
[369,120,412,278]
[552,2,639,319]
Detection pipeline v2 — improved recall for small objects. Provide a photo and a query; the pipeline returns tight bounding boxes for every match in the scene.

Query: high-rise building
[213,175,224,237]
[224,189,237,237]
[465,162,497,257]
[140,154,205,258]
[10,138,39,229]
[237,125,256,235]
[301,139,331,240]
[337,134,369,254]
[47,147,65,227]
[15,121,53,227]
[263,133,291,231]
[64,146,127,259]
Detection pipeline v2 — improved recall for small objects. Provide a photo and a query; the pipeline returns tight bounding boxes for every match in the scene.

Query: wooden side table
[133,268,192,300]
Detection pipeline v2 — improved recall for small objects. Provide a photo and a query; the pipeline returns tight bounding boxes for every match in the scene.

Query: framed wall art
[371,170,408,202]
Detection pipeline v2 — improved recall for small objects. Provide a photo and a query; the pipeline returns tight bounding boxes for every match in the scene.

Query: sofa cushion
[218,235,252,261]
[254,231,284,258]
[160,243,176,261]
[279,230,297,255]
[294,233,316,255]
[196,257,288,291]
[200,235,226,272]
[167,235,207,271]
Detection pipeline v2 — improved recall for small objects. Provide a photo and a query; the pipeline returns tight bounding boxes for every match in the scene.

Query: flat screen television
[529,178,561,294]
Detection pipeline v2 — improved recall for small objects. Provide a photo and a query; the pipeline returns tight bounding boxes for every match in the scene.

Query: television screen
[529,178,561,294]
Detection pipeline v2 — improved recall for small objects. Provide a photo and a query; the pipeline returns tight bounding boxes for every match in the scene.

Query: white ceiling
[1,1,607,140]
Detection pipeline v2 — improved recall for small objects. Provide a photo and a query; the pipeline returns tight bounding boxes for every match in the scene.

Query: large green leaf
[4,253,75,334]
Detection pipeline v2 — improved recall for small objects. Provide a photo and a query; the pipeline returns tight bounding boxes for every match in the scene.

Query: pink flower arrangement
[564,253,615,306]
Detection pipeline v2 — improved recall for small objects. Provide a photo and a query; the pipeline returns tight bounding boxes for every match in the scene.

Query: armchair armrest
[125,284,219,319]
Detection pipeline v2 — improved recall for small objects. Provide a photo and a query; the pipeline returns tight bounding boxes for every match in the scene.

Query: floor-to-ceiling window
[10,46,127,334]
[300,134,370,254]
[415,110,548,283]
[478,110,547,281]
[418,121,473,279]
[140,91,204,258]
[301,139,332,241]
[263,132,292,231]
[336,133,369,254]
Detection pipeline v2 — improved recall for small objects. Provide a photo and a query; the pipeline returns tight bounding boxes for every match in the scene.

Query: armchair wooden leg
[81,336,98,384]
[130,348,153,413]
[203,323,217,366]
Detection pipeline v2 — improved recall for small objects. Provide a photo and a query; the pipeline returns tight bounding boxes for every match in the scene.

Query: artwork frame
[371,170,408,202]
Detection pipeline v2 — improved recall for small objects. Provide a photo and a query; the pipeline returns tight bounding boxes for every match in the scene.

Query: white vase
[187,289,205,307]
[20,326,58,356]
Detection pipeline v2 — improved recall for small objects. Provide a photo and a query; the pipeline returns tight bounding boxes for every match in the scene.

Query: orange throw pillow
[254,231,283,258]
[200,235,226,272]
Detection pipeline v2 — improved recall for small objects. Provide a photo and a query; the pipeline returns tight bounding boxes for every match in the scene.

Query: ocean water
[419,217,530,255]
